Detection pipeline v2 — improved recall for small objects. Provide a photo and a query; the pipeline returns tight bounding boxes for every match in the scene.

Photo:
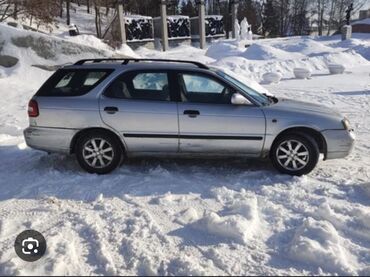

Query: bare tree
[59,0,63,17]
[66,0,71,24]
[291,0,309,35]
[0,0,12,22]
[21,0,60,31]
[87,0,90,13]
[94,0,102,38]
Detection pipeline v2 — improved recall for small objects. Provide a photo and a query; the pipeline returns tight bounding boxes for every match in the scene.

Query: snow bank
[136,44,215,65]
[328,38,370,60]
[288,217,356,275]
[192,208,258,244]
[0,23,138,68]
[241,43,305,60]
[60,34,113,51]
[0,23,108,65]
[313,200,370,241]
[212,66,272,96]
[191,187,260,244]
[213,50,368,81]
[205,42,244,59]
[271,37,337,57]
[116,43,141,58]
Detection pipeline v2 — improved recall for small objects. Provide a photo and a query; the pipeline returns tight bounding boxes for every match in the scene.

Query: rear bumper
[24,127,78,154]
[321,129,355,160]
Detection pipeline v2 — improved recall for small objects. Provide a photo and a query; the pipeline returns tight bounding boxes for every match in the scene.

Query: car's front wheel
[271,133,319,176]
[75,131,122,174]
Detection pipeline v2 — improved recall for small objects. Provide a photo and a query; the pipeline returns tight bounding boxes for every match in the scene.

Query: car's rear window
[36,69,113,96]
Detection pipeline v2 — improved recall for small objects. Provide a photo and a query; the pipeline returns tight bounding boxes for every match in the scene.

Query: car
[24,58,355,175]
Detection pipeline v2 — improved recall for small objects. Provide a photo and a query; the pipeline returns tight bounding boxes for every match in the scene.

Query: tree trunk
[87,0,90,13]
[66,0,70,25]
[13,2,18,19]
[60,0,63,18]
[319,8,324,35]
[105,0,109,16]
[95,4,102,38]
[280,2,284,36]
[327,0,336,36]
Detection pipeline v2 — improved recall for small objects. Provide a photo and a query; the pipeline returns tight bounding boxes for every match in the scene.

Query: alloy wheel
[275,139,309,171]
[82,138,114,168]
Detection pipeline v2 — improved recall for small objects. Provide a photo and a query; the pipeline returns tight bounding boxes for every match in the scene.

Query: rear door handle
[104,106,119,114]
[183,110,200,118]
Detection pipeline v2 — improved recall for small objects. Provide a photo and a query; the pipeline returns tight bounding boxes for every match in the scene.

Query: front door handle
[104,106,119,114]
[183,110,200,118]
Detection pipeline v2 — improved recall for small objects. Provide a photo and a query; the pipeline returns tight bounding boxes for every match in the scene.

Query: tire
[270,133,319,176]
[75,130,123,174]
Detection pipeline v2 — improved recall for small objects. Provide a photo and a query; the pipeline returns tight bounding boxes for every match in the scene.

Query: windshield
[216,70,270,106]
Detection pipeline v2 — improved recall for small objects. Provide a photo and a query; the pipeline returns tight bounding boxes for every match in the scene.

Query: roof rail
[74,58,209,69]
[123,59,209,69]
[74,58,127,65]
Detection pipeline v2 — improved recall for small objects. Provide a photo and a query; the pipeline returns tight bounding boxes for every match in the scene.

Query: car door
[99,70,179,152]
[176,72,266,154]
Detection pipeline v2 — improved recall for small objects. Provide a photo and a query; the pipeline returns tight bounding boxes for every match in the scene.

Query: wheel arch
[70,127,126,154]
[270,127,327,159]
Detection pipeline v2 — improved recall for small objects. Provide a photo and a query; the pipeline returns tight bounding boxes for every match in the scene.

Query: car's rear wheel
[75,131,122,174]
[271,133,319,176]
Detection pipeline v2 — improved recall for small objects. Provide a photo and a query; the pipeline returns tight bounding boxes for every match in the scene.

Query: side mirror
[231,93,252,105]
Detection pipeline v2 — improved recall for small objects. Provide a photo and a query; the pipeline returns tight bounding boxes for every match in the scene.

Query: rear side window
[36,69,113,96]
[132,73,168,91]
[104,71,170,101]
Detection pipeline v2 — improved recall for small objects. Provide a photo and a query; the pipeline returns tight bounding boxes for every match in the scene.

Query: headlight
[342,118,351,130]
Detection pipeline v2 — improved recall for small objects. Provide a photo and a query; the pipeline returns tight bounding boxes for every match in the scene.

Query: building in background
[352,18,370,33]
[359,9,370,20]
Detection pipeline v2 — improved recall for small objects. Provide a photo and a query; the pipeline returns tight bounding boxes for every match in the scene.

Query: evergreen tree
[262,0,279,37]
[237,0,259,34]
[180,0,197,17]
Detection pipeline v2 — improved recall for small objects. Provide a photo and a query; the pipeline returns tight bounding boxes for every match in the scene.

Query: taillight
[28,100,39,117]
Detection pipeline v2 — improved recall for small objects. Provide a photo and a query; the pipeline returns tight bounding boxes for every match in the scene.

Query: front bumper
[24,126,78,154]
[321,129,355,160]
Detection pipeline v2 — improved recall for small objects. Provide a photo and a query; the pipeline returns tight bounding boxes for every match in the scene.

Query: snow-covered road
[0,23,370,275]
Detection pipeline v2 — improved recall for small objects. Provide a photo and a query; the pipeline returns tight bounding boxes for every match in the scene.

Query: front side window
[105,71,170,101]
[179,73,232,104]
[37,69,113,96]
[216,70,269,106]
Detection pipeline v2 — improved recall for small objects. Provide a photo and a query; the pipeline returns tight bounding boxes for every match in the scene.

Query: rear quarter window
[36,69,113,96]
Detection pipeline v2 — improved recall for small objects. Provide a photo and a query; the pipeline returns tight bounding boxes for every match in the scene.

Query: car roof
[63,61,207,71]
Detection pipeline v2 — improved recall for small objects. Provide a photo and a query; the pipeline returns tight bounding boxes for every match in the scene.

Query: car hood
[271,98,342,117]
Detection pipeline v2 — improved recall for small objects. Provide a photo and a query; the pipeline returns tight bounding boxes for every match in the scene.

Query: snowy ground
[0,21,370,275]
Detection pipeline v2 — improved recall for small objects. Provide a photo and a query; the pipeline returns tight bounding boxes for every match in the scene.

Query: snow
[116,44,141,59]
[1,11,370,275]
[167,15,189,20]
[192,188,260,244]
[288,217,357,275]
[206,42,244,59]
[241,43,306,60]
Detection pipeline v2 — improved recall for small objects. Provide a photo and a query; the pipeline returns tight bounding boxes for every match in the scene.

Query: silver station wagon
[24,59,355,175]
